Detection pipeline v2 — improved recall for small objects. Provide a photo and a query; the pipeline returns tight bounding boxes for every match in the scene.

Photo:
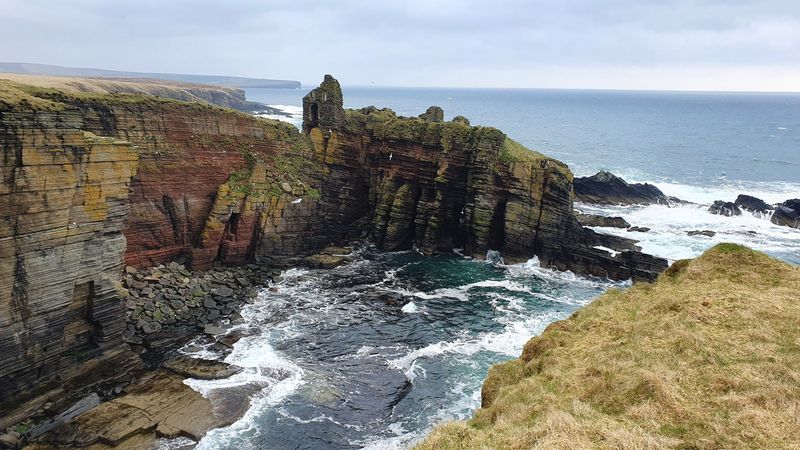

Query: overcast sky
[2,0,800,91]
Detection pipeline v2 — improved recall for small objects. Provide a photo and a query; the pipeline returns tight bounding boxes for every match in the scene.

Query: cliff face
[304,75,667,281]
[0,81,325,423]
[0,101,140,418]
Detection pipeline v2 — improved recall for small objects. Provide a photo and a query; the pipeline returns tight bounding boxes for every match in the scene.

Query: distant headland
[0,61,301,89]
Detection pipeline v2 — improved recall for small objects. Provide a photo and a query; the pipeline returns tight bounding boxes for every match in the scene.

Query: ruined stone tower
[302,74,346,134]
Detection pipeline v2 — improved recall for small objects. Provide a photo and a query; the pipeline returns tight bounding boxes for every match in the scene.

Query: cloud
[1,0,799,90]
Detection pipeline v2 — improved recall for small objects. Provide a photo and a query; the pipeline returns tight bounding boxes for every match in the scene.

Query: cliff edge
[418,244,800,449]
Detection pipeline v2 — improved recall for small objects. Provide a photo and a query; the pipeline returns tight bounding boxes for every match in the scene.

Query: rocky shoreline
[0,245,359,450]
[1,263,266,450]
[121,262,276,347]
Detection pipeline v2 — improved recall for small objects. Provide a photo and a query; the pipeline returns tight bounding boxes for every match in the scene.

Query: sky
[2,0,800,91]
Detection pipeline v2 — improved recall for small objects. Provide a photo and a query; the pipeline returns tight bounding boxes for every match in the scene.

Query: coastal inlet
[167,245,625,450]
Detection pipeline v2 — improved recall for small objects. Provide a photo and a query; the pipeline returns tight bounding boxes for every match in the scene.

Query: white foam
[578,200,800,263]
[388,308,569,374]
[254,104,303,129]
[156,437,196,450]
[401,301,419,313]
[653,180,798,205]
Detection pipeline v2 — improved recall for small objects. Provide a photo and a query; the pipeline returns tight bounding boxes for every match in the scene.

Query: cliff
[0,75,667,429]
[0,89,141,422]
[303,75,667,280]
[418,244,800,449]
[0,79,322,425]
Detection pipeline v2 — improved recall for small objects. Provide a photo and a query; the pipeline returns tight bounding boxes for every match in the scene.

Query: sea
[162,86,800,450]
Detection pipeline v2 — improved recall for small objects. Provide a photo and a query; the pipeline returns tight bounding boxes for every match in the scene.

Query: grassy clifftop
[0,72,265,111]
[419,244,800,449]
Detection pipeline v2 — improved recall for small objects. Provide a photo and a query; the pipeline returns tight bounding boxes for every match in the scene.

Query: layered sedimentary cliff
[0,80,324,425]
[303,75,667,280]
[0,102,140,421]
[0,75,667,429]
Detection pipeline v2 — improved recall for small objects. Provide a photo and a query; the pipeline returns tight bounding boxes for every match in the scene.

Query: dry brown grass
[418,244,800,449]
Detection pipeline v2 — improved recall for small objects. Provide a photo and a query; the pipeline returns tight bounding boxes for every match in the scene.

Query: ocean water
[173,87,798,449]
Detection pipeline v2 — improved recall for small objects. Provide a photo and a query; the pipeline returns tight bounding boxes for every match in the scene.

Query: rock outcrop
[708,200,742,217]
[29,368,248,449]
[573,171,669,205]
[772,199,800,229]
[575,213,631,228]
[734,194,773,215]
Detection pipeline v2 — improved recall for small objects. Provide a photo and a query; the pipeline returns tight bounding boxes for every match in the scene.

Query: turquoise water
[180,247,622,449]
[165,87,799,450]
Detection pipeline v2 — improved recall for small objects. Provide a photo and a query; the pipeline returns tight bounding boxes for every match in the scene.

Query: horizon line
[299,82,800,95]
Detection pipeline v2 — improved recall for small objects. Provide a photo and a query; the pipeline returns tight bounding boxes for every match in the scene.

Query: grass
[0,72,254,110]
[499,137,547,163]
[417,244,800,449]
[0,75,263,119]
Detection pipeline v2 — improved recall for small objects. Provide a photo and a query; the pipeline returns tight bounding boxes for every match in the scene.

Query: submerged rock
[573,171,669,205]
[688,230,716,237]
[627,226,651,233]
[708,200,742,217]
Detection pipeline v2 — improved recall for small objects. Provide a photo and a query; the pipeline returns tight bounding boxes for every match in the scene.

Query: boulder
[708,201,741,217]
[0,432,19,448]
[771,199,800,229]
[576,213,631,228]
[573,171,669,205]
[318,246,353,255]
[627,226,651,233]
[304,248,353,269]
[734,194,773,214]
[213,286,235,298]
